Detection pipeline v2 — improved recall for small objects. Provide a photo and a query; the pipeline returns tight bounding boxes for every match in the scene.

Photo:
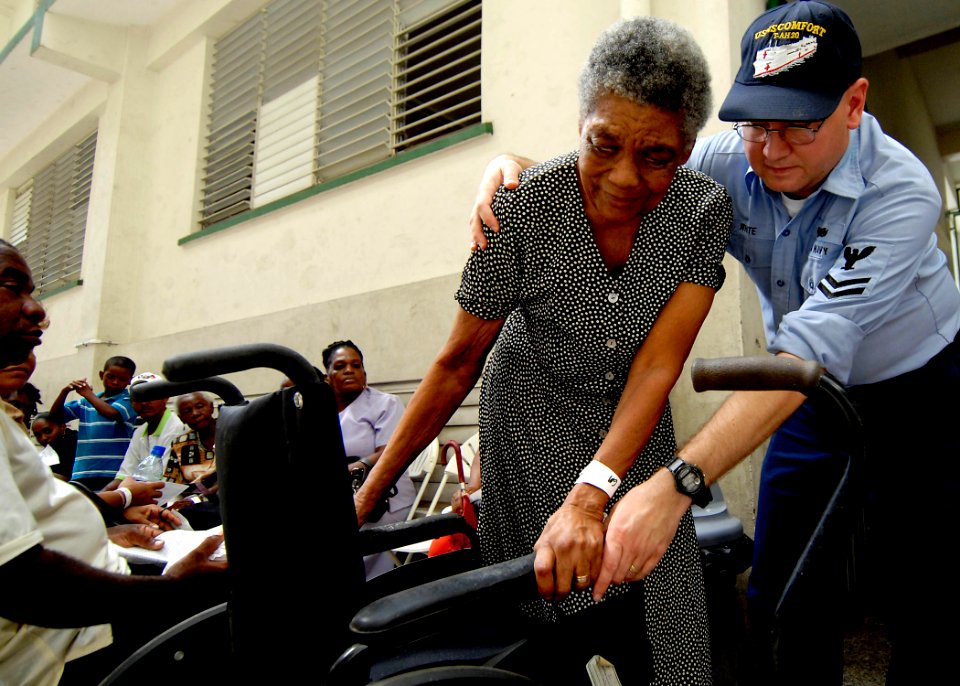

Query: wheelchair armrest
[351,553,535,635]
[358,513,478,556]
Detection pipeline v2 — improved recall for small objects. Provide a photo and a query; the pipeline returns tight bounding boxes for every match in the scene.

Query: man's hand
[532,484,607,601]
[165,534,227,579]
[119,477,164,506]
[107,523,164,550]
[71,379,96,401]
[468,155,525,250]
[124,504,183,531]
[592,470,691,601]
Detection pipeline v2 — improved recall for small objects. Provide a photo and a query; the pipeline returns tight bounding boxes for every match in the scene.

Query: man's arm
[468,154,536,248]
[71,380,122,421]
[593,352,806,598]
[0,536,226,628]
[47,383,79,424]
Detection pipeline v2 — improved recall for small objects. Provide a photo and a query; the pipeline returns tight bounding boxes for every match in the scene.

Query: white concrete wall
[2,0,778,534]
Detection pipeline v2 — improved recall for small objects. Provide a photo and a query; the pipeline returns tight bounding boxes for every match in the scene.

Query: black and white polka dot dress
[456,151,733,685]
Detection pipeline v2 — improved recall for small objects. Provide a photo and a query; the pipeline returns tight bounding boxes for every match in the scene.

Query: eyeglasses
[733,120,826,146]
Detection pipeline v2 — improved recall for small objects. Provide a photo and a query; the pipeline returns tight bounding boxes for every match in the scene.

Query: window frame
[196,0,484,236]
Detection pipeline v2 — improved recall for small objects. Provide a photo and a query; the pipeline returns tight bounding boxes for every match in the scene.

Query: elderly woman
[356,17,732,684]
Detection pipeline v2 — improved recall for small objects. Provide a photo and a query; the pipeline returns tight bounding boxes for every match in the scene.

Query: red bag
[428,440,477,556]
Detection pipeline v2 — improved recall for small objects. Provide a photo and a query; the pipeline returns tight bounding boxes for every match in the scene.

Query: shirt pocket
[800,239,843,295]
[727,229,774,286]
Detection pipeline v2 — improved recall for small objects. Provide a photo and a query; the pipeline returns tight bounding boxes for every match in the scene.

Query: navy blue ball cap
[718,1,862,122]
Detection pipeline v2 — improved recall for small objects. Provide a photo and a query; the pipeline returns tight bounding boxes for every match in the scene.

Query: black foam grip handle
[129,377,246,405]
[351,553,535,634]
[691,356,823,393]
[161,343,320,389]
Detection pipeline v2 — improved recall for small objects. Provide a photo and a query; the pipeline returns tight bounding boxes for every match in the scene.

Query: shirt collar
[150,409,173,438]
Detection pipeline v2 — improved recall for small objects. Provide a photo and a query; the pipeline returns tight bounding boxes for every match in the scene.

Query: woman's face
[578,95,691,228]
[326,347,366,399]
[32,417,63,447]
[177,392,215,431]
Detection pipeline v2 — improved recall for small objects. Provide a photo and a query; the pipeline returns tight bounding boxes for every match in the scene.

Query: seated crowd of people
[1,351,224,531]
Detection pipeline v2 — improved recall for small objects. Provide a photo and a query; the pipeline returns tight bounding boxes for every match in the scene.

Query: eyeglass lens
[736,124,821,145]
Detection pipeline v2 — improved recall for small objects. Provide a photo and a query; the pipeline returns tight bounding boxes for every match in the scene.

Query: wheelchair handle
[162,343,321,389]
[129,377,246,406]
[691,356,824,393]
[692,355,864,623]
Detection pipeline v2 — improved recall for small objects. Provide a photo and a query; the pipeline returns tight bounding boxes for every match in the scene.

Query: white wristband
[575,460,621,498]
[117,486,133,509]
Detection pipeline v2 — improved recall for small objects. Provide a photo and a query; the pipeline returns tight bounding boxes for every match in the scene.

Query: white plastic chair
[389,438,442,564]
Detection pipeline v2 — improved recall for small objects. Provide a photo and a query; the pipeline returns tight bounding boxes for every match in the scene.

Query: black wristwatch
[666,457,712,509]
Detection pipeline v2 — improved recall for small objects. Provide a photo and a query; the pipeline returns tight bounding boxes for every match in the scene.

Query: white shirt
[0,407,129,685]
[114,409,187,480]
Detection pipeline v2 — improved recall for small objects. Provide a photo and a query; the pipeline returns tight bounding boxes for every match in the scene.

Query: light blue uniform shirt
[688,113,960,385]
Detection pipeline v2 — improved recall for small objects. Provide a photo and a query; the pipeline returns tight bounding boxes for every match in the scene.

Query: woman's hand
[468,155,526,250]
[592,469,690,601]
[354,484,377,527]
[532,484,607,601]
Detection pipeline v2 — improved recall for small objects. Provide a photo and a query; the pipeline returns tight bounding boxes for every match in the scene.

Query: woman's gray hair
[579,17,711,143]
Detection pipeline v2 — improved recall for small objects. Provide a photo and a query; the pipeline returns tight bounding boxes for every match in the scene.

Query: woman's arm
[354,308,504,525]
[534,282,717,600]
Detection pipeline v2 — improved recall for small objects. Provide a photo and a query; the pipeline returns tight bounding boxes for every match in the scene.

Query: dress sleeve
[455,184,523,320]
[683,175,734,291]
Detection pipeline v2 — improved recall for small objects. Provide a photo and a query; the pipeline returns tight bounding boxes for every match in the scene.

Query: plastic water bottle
[133,444,166,481]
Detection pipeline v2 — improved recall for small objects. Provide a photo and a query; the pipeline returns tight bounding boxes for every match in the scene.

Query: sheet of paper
[157,482,189,506]
[39,445,60,467]
[116,525,226,572]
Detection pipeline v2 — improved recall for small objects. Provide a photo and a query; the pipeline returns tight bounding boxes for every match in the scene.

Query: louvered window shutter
[200,0,481,228]
[12,130,96,295]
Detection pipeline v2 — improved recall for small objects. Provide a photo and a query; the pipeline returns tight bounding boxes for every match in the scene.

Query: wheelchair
[100,343,541,685]
[100,345,807,685]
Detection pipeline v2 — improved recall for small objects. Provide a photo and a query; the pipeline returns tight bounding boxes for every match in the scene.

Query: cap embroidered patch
[754,37,818,79]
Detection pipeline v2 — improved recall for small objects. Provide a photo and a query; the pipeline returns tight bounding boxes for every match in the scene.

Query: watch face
[679,468,703,492]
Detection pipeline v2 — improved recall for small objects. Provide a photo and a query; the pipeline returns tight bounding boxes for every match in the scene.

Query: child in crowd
[31,412,77,481]
[49,355,138,490]
[101,372,187,509]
